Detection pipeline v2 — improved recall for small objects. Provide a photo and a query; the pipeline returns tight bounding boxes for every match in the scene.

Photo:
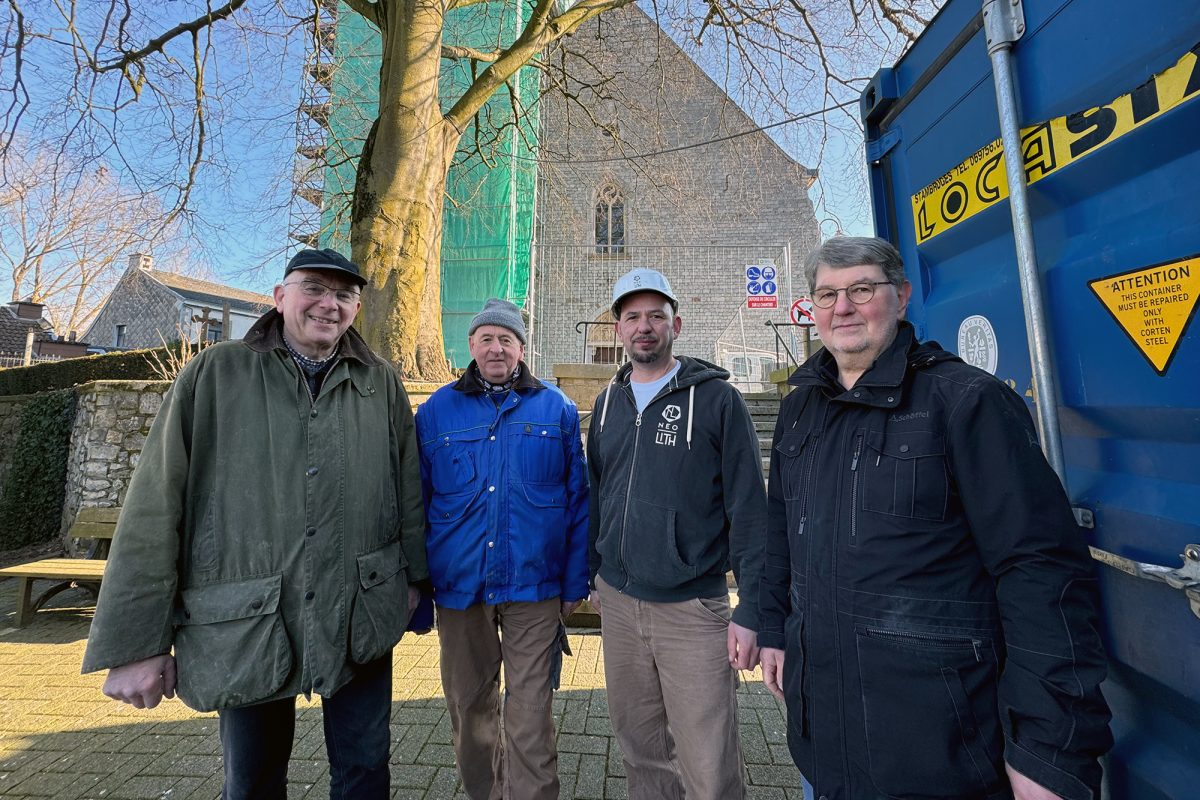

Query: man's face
[273,268,361,357]
[811,263,911,365]
[616,292,681,365]
[469,324,525,383]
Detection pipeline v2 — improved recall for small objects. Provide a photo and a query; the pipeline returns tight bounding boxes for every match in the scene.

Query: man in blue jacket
[416,298,589,800]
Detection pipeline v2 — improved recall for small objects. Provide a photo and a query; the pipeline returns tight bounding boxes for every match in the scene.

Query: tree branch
[95,0,247,74]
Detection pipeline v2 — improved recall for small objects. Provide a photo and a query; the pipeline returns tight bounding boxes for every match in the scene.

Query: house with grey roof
[84,255,273,350]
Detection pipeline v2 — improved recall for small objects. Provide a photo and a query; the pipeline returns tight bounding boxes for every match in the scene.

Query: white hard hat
[611,268,678,315]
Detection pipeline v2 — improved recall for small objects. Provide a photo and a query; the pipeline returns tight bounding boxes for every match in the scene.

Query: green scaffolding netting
[318,2,538,368]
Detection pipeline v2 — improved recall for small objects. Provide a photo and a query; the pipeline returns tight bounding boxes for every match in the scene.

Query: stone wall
[60,381,170,535]
[552,363,617,411]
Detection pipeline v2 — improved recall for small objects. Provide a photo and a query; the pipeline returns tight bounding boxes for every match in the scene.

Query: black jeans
[218,653,392,800]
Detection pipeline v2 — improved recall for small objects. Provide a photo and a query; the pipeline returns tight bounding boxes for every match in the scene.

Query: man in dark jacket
[415,298,589,800]
[587,267,767,800]
[758,237,1111,800]
[83,249,427,799]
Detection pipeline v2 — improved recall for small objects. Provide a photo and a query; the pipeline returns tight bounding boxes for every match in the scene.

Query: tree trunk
[349,0,461,383]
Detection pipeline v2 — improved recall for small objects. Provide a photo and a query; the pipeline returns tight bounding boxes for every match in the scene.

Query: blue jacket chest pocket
[429,429,488,488]
[507,422,565,484]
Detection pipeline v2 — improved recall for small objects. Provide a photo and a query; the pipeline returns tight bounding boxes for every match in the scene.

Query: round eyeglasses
[811,281,894,309]
[284,280,361,306]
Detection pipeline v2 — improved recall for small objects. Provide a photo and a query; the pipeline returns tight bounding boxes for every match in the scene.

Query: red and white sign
[748,296,778,309]
[790,297,816,326]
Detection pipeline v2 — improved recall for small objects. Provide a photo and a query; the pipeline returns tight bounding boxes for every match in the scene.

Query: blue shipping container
[861,2,1200,797]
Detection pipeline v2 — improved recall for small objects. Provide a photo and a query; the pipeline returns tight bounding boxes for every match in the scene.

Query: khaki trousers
[437,598,561,800]
[596,576,746,800]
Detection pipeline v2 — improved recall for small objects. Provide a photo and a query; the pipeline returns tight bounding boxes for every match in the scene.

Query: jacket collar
[452,361,545,394]
[243,309,384,367]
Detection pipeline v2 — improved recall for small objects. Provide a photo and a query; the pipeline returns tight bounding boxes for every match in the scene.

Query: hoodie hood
[597,356,730,449]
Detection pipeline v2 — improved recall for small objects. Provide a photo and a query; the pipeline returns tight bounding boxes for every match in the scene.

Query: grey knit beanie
[468,298,526,344]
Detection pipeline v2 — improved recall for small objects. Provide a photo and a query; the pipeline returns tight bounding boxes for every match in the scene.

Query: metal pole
[983,0,1067,483]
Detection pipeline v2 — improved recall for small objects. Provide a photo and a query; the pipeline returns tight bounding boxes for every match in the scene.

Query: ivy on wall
[0,390,78,550]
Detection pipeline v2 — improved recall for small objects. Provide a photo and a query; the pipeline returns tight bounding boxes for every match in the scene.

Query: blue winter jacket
[415,364,590,610]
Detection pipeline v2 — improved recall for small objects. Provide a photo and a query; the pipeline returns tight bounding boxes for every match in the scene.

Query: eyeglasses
[811,281,894,309]
[284,280,361,306]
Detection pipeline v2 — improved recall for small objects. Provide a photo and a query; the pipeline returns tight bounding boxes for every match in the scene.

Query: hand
[588,590,601,615]
[727,620,760,670]
[407,586,421,622]
[760,647,785,701]
[561,599,582,619]
[1006,764,1063,800]
[102,654,176,709]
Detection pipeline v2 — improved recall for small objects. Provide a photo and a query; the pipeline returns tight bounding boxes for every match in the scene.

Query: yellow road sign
[911,42,1200,244]
[1088,255,1200,374]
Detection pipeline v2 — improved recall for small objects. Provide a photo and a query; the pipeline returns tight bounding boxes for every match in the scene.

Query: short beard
[629,349,664,364]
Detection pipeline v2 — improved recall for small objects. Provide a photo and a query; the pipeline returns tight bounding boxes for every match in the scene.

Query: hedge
[0,389,78,550]
[0,346,176,396]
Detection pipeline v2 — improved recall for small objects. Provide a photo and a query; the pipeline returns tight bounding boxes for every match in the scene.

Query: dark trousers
[218,654,392,800]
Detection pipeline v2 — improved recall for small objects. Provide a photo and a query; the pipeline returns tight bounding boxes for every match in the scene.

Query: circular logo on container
[957,315,998,374]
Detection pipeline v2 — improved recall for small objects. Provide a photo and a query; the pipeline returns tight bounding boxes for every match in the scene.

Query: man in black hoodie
[587,267,767,800]
[758,237,1111,800]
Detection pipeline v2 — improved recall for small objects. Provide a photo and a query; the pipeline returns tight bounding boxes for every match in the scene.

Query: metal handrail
[574,320,622,364]
[764,320,815,369]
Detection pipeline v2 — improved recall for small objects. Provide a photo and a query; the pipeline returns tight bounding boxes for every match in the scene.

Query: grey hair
[803,236,906,289]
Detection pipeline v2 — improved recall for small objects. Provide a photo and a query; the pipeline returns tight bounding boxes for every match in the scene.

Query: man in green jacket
[81,249,428,799]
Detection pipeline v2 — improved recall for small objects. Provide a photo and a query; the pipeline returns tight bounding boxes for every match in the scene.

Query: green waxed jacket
[81,311,428,712]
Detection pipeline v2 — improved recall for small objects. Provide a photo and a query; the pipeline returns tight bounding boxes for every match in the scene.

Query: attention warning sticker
[911,41,1200,244]
[1088,255,1200,374]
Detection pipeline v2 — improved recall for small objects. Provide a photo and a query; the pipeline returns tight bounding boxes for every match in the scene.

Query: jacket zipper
[617,411,642,590]
[849,433,863,547]
[863,627,984,662]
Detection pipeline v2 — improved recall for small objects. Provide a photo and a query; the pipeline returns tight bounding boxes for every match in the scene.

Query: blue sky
[2,0,894,305]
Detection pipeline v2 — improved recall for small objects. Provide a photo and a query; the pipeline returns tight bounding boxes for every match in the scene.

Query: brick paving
[0,581,802,799]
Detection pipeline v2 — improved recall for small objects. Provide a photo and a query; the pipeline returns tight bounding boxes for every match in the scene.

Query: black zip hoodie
[586,355,766,628]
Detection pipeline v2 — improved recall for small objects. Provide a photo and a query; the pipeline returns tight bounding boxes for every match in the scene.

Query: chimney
[129,252,154,272]
[14,300,44,320]
[68,330,77,342]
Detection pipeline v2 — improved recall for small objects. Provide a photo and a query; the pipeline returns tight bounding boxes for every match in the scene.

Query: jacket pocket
[173,574,291,712]
[856,625,1002,798]
[862,430,949,521]
[428,429,486,488]
[349,539,409,665]
[623,500,697,589]
[511,482,567,584]
[509,422,566,484]
[774,432,809,501]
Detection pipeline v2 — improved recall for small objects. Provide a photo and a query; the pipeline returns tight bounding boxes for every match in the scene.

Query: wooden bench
[0,507,120,627]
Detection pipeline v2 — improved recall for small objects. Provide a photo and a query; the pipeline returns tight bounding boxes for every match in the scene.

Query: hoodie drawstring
[686,384,694,449]
[599,374,618,432]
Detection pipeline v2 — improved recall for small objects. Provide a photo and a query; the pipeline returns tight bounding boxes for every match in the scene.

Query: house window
[114,325,126,348]
[206,321,223,342]
[594,183,626,255]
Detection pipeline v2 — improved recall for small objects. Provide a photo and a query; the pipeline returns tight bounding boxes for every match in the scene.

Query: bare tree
[0,0,939,379]
[0,147,187,337]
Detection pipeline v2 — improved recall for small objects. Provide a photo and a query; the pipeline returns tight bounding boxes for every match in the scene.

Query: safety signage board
[1088,253,1200,374]
[911,42,1200,244]
[747,264,779,309]
[790,297,815,326]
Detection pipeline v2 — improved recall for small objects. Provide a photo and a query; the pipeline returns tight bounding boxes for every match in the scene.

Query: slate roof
[0,304,53,355]
[144,270,273,313]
